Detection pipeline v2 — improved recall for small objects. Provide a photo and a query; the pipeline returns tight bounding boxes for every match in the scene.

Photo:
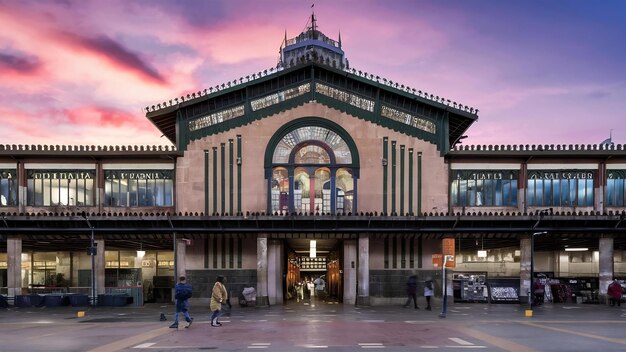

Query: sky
[1,0,625,147]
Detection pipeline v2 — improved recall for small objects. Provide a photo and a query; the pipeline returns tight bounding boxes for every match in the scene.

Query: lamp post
[439,255,454,318]
[82,212,96,307]
[529,231,547,311]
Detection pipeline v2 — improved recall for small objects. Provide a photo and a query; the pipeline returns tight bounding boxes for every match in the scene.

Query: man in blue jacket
[170,276,193,329]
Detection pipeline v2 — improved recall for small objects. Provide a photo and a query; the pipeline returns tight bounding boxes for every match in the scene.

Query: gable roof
[145,61,478,154]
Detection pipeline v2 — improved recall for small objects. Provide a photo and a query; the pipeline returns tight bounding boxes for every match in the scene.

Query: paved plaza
[1,299,626,351]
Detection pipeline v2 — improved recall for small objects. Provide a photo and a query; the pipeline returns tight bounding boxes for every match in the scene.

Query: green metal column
[391,141,396,215]
[212,147,218,214]
[400,145,405,216]
[408,148,414,215]
[417,151,422,215]
[221,143,226,214]
[237,135,242,214]
[383,137,388,214]
[229,139,234,215]
[204,150,209,215]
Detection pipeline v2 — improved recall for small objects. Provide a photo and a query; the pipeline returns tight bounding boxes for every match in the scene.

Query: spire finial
[338,30,342,48]
[310,3,317,32]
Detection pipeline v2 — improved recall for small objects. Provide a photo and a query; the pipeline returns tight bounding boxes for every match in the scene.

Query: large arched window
[266,119,360,214]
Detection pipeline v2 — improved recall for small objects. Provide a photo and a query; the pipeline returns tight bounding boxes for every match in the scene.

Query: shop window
[527,170,594,207]
[606,170,626,207]
[0,169,17,206]
[104,170,174,207]
[26,169,95,206]
[451,170,518,207]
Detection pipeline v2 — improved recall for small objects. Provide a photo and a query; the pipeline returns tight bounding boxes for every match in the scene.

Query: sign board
[432,254,455,268]
[432,254,443,267]
[442,238,456,268]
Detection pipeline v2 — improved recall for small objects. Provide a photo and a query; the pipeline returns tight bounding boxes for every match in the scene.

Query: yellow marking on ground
[87,326,172,352]
[454,326,538,352]
[521,321,626,345]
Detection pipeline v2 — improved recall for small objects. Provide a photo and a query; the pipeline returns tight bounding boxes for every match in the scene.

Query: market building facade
[1,15,626,308]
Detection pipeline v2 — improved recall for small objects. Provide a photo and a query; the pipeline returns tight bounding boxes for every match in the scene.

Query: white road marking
[302,345,328,348]
[133,343,155,349]
[449,338,473,345]
[359,343,385,349]
[362,319,385,323]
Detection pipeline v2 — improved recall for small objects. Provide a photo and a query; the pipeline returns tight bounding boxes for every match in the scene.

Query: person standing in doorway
[608,279,623,307]
[314,276,326,300]
[210,275,228,327]
[170,276,193,329]
[307,278,315,300]
[404,273,419,309]
[424,278,433,310]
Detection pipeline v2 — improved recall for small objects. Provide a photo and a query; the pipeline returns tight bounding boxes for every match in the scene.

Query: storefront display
[487,278,520,303]
[453,272,488,303]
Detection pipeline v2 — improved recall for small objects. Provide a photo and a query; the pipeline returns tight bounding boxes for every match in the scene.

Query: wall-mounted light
[477,235,486,257]
[310,240,317,258]
[564,247,588,252]
[137,238,145,258]
[236,157,242,165]
[382,158,388,166]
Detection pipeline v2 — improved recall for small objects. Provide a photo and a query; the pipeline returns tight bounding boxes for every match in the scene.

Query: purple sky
[1,0,624,147]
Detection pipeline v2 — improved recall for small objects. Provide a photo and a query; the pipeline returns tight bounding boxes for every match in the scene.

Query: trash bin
[30,294,45,307]
[15,295,31,307]
[68,294,90,307]
[44,295,66,307]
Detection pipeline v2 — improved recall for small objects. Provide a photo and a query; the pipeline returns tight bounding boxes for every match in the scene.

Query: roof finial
[338,30,342,48]
[310,3,317,32]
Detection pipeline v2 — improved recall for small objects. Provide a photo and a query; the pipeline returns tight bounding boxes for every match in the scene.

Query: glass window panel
[526,180,535,206]
[467,180,476,206]
[164,180,173,206]
[561,179,570,206]
[616,179,625,206]
[272,167,289,212]
[451,181,459,206]
[484,179,494,206]
[120,180,128,207]
[553,179,560,206]
[495,179,503,206]
[501,180,509,206]
[577,180,585,206]
[569,181,577,206]
[585,179,594,206]
[459,180,467,206]
[511,180,518,205]
[43,179,51,206]
[129,179,138,206]
[544,180,553,206]
[35,179,43,206]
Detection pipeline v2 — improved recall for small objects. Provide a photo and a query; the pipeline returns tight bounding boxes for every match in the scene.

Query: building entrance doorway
[284,238,343,303]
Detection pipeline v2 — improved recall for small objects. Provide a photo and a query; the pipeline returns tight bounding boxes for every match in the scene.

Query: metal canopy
[1,213,625,252]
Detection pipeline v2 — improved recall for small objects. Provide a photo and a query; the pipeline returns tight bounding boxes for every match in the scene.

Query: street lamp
[529,231,548,311]
[439,255,455,318]
[82,212,96,307]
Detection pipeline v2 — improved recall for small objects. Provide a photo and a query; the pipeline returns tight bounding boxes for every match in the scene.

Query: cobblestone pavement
[1,299,626,351]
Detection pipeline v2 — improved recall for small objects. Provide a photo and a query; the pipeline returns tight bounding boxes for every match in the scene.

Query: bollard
[77,311,85,318]
[524,309,533,317]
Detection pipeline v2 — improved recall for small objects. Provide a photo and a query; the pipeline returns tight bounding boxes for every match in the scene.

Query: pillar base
[356,295,370,306]
[256,296,269,307]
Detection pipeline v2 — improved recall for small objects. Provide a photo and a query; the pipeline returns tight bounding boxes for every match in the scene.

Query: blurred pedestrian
[403,273,419,309]
[608,279,623,307]
[424,278,433,310]
[170,276,193,329]
[210,275,228,327]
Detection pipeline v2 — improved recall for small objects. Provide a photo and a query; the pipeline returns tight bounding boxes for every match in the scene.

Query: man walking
[404,273,419,309]
[170,276,193,329]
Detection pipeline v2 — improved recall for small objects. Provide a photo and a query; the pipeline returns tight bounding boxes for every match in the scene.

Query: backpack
[425,281,433,290]
[175,284,192,300]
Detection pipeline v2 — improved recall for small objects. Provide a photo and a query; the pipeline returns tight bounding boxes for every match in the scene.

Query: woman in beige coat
[210,275,228,327]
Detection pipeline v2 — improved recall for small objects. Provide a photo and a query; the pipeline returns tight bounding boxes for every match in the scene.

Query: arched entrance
[265,117,360,214]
